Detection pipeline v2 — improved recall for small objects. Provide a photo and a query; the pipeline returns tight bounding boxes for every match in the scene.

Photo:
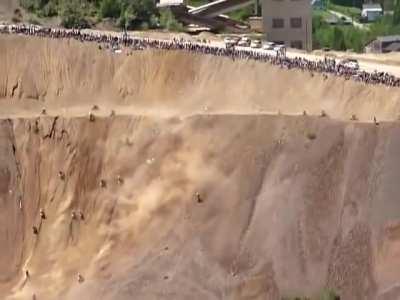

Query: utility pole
[255,0,259,16]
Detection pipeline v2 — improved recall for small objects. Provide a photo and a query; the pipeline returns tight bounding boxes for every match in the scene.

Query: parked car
[263,41,275,50]
[250,39,262,48]
[231,36,240,43]
[224,36,237,48]
[339,58,359,69]
[273,44,286,56]
[339,16,352,25]
[238,40,250,47]
[273,44,285,51]
[224,36,236,45]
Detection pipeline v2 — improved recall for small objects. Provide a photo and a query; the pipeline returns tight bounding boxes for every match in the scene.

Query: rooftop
[385,42,400,51]
[362,3,382,10]
[376,35,400,42]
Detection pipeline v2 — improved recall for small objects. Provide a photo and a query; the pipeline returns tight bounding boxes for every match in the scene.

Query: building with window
[361,3,383,22]
[365,35,400,53]
[262,0,312,51]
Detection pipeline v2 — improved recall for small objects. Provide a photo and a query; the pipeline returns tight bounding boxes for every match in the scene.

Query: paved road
[205,36,400,76]
[285,50,400,77]
[328,10,366,29]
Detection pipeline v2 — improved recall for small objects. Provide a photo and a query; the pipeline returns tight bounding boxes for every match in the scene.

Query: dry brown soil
[1,35,400,300]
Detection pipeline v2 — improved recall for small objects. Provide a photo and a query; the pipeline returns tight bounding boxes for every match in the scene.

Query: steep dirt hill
[1,35,400,122]
[1,35,400,300]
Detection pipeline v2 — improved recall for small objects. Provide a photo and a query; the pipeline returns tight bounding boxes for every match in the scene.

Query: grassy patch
[328,3,361,21]
[19,0,160,30]
[27,15,42,25]
[187,0,209,6]
[313,9,335,20]
[312,12,370,52]
[159,8,184,31]
[227,6,254,22]
[281,288,340,300]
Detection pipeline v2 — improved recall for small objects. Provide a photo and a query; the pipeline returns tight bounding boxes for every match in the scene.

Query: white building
[361,4,383,22]
[156,0,184,7]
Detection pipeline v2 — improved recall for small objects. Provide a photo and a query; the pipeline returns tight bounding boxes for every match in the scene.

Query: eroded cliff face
[1,35,400,300]
[0,114,398,300]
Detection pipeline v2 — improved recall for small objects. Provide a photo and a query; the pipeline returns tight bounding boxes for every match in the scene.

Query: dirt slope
[1,35,400,122]
[1,35,400,300]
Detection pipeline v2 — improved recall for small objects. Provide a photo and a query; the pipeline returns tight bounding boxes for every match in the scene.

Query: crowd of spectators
[1,24,400,88]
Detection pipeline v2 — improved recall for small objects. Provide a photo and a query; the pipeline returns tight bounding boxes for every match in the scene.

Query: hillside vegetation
[19,0,182,30]
[313,5,400,52]
[312,0,400,52]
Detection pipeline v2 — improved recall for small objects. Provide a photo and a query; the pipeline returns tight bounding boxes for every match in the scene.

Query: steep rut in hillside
[0,114,399,300]
[0,120,24,285]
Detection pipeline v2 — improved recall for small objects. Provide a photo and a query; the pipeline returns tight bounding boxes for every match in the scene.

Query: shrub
[115,0,158,29]
[281,289,339,300]
[59,0,89,28]
[149,14,160,28]
[19,0,37,12]
[228,5,253,22]
[14,8,22,17]
[140,21,149,29]
[128,0,158,29]
[12,8,23,23]
[40,1,58,17]
[312,12,369,52]
[117,4,136,29]
[330,0,362,8]
[28,16,41,25]
[332,27,346,50]
[12,16,22,23]
[99,0,121,19]
[306,132,317,140]
[393,0,400,25]
[159,8,184,31]
[319,289,340,300]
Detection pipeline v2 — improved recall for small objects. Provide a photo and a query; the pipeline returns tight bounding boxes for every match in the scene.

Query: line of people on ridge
[1,24,399,88]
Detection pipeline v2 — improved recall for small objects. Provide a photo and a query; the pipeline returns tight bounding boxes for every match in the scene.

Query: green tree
[332,27,346,50]
[99,0,121,18]
[117,0,158,29]
[21,0,161,30]
[312,14,324,34]
[19,0,39,12]
[159,8,183,31]
[344,27,366,52]
[118,4,137,29]
[312,14,334,49]
[330,0,362,8]
[393,0,400,25]
[129,0,157,27]
[59,0,89,28]
[39,1,58,17]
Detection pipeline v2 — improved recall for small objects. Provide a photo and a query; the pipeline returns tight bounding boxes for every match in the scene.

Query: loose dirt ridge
[1,35,400,300]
